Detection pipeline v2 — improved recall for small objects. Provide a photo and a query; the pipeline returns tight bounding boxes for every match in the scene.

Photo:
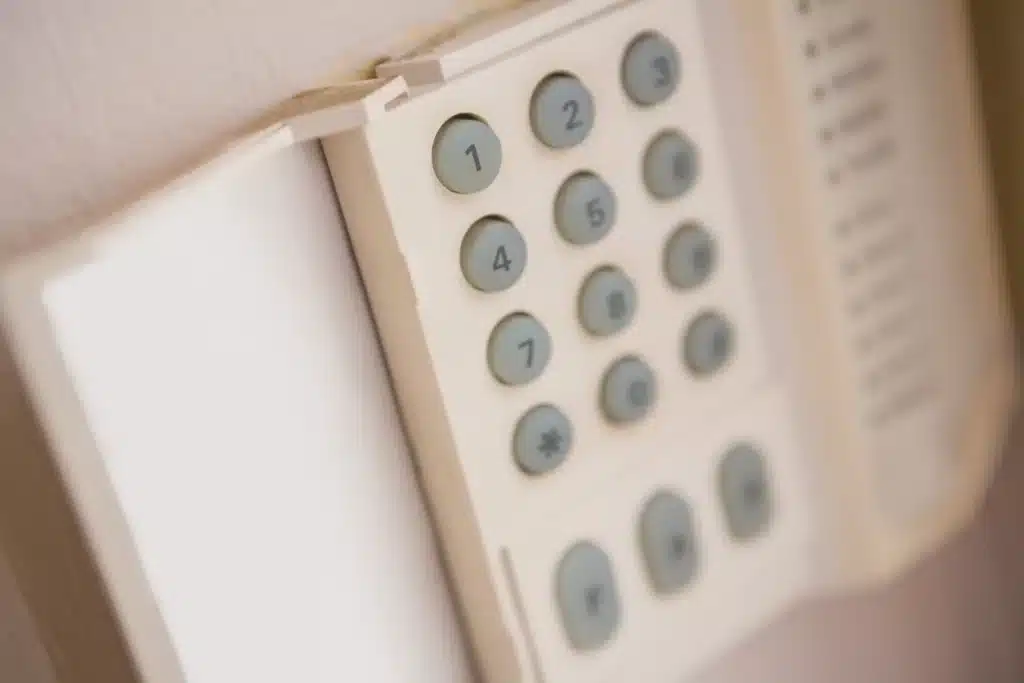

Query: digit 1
[518,338,535,367]
[465,144,482,172]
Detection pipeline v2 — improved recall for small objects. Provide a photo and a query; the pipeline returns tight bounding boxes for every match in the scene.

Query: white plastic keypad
[319,1,814,680]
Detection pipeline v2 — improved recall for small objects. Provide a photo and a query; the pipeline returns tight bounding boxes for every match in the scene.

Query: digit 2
[563,99,583,130]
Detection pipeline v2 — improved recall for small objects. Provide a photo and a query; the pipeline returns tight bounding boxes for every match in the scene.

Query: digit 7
[518,338,535,367]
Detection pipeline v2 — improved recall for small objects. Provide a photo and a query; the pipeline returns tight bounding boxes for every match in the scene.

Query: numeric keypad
[320,3,796,681]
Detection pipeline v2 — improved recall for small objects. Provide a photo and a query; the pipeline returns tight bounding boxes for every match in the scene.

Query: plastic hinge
[282,76,410,141]
[375,0,631,86]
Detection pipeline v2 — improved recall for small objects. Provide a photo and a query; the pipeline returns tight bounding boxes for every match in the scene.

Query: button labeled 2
[461,216,527,292]
[531,73,595,149]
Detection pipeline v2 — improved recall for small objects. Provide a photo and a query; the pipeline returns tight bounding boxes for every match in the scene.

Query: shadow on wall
[971,0,1024,334]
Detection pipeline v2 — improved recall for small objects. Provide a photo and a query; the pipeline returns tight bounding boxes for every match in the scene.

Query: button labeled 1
[433,115,502,194]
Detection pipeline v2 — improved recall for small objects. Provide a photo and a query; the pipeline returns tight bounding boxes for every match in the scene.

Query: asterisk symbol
[538,428,563,458]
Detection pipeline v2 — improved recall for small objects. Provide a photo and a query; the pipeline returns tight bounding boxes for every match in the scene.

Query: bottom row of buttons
[554,444,774,651]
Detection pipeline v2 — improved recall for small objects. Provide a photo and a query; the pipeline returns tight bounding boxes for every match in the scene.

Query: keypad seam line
[500,547,549,683]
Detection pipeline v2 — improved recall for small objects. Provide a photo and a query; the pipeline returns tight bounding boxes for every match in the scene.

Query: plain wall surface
[1,1,1022,681]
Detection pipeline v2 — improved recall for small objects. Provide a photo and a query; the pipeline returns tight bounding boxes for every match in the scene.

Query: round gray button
[552,174,614,245]
[601,356,657,424]
[488,313,551,386]
[683,311,734,377]
[639,491,699,595]
[555,541,621,651]
[622,32,681,107]
[461,216,527,292]
[718,443,774,541]
[530,74,595,149]
[554,172,617,245]
[643,130,699,200]
[433,116,502,194]
[513,404,572,476]
[578,267,636,337]
[665,222,716,290]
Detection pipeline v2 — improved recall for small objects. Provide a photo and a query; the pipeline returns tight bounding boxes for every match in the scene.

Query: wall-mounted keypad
[322,0,1005,678]
[322,5,789,675]
[429,26,764,656]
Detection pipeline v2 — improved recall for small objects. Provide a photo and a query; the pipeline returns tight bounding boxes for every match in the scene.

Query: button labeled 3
[579,266,637,337]
[622,31,681,107]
